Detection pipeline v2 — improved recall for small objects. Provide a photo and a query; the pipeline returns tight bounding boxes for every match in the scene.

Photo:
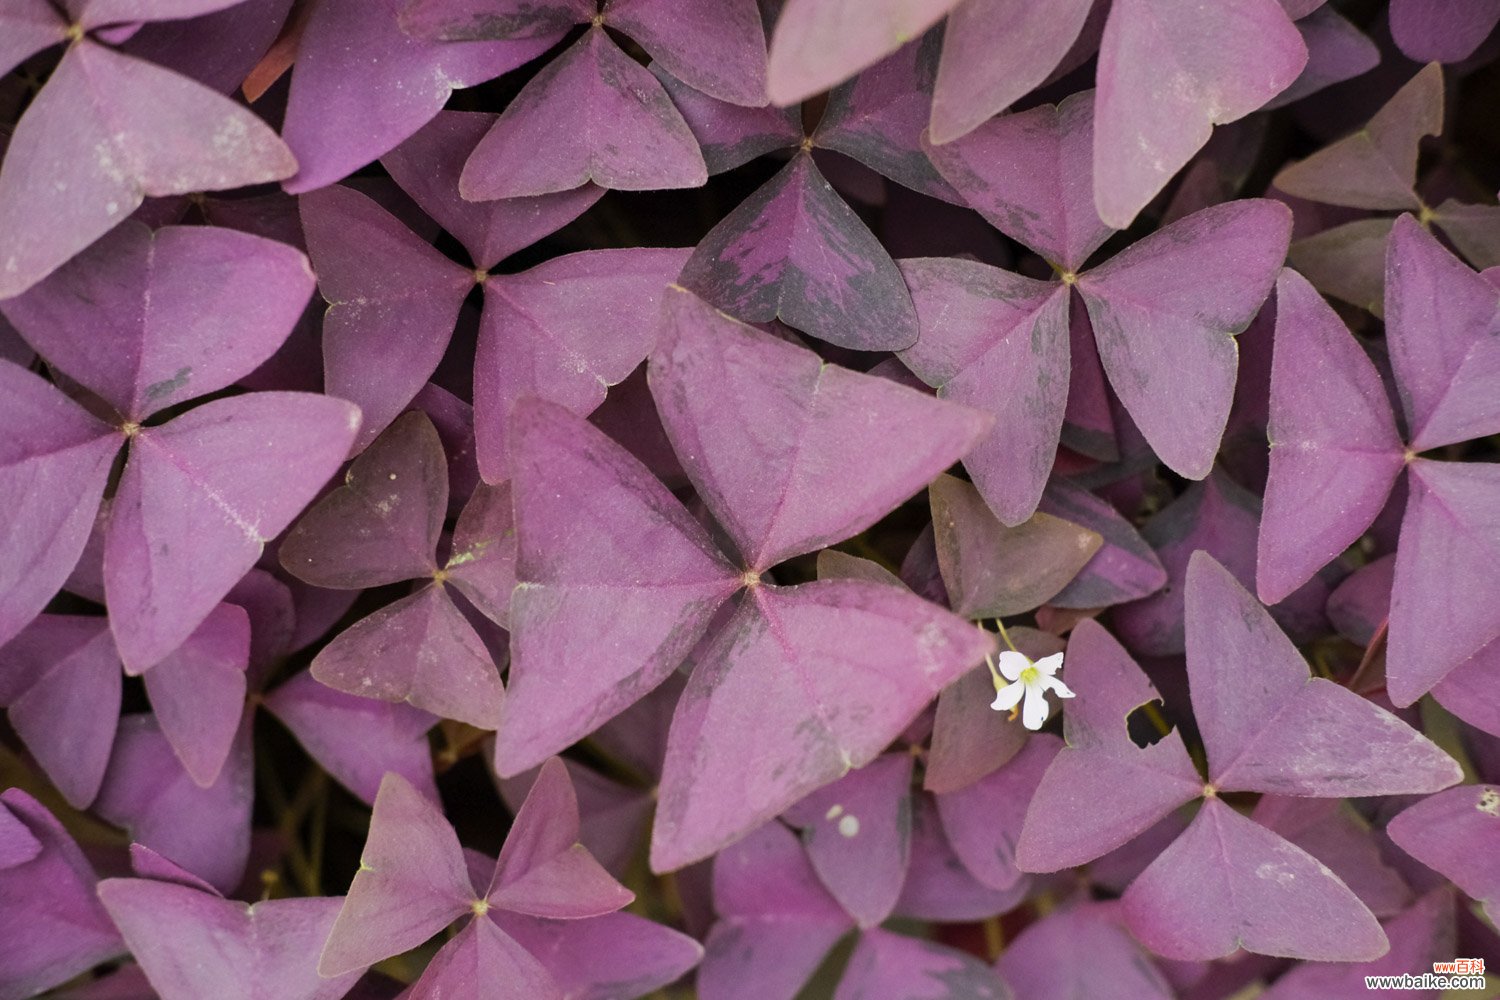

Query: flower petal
[997,650,1030,682]
[1034,652,1065,676]
[1021,686,1050,731]
[990,680,1025,713]
[1042,675,1076,699]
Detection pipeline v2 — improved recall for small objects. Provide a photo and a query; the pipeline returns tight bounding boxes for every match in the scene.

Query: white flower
[989,650,1074,731]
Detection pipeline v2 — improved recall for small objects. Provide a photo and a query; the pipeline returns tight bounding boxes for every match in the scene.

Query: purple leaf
[487,757,634,919]
[2,221,314,421]
[605,0,768,107]
[460,28,707,200]
[1077,199,1291,479]
[1266,7,1380,110]
[0,41,296,299]
[3,615,121,808]
[898,260,1073,524]
[813,36,962,204]
[653,68,804,175]
[105,391,361,671]
[400,0,592,40]
[1385,212,1500,452]
[0,0,66,80]
[318,772,474,978]
[1391,0,1500,62]
[928,0,1096,145]
[97,879,362,1000]
[0,806,41,869]
[699,822,853,1000]
[262,668,438,807]
[381,111,603,271]
[1015,619,1202,872]
[300,185,473,452]
[310,584,505,729]
[0,363,118,648]
[0,789,123,999]
[1256,268,1404,604]
[996,901,1174,1000]
[924,627,1060,794]
[835,928,1011,1000]
[443,482,516,629]
[1036,480,1168,608]
[1286,216,1393,317]
[1251,796,1413,917]
[936,734,1060,891]
[406,917,561,1000]
[497,399,739,775]
[895,793,1029,921]
[280,411,448,589]
[1189,551,1460,795]
[473,247,691,480]
[94,713,254,894]
[490,910,704,1000]
[1387,785,1500,925]
[70,0,253,26]
[1121,797,1387,961]
[924,90,1112,272]
[280,0,552,194]
[676,155,921,351]
[781,753,913,928]
[930,474,1102,617]
[1274,65,1442,210]
[651,579,992,871]
[764,0,962,105]
[141,602,250,788]
[1092,0,1306,228]
[1388,460,1500,706]
[650,288,989,568]
[118,0,296,95]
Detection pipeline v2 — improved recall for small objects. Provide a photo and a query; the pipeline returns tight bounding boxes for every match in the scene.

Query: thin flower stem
[993,618,1019,653]
[983,915,1006,960]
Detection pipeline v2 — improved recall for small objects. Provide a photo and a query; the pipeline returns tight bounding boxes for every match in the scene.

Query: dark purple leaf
[605,0,768,107]
[141,602,250,788]
[1391,0,1500,63]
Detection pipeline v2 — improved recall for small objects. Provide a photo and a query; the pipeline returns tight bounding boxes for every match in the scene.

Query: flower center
[1019,666,1039,686]
[470,899,490,916]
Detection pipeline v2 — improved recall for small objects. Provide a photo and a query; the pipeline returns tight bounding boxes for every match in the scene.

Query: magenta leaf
[1077,199,1291,479]
[1391,0,1500,62]
[0,0,67,80]
[491,910,705,1000]
[929,474,1102,617]
[310,584,505,730]
[1273,65,1442,211]
[400,0,594,41]
[381,111,603,272]
[1036,480,1168,608]
[765,0,962,105]
[1267,7,1380,110]
[1189,551,1460,796]
[497,399,739,775]
[1256,268,1405,604]
[923,90,1112,273]
[1384,212,1500,452]
[97,879,363,1000]
[105,391,361,671]
[936,733,1060,891]
[605,0,769,107]
[407,917,562,1000]
[69,0,254,26]
[300,185,474,452]
[474,247,691,480]
[1387,785,1500,925]
[2,615,121,808]
[280,0,552,194]
[1015,619,1202,873]
[280,411,448,589]
[895,793,1029,921]
[0,790,123,999]
[460,28,707,200]
[652,579,992,871]
[140,602,249,788]
[443,482,516,629]
[997,901,1174,1000]
[1286,216,1393,317]
[318,772,474,977]
[835,928,1011,1000]
[676,156,921,351]
[899,259,1073,524]
[0,362,120,648]
[0,40,296,299]
[1388,460,1500,706]
[654,68,804,174]
[781,753,913,928]
[1251,796,1413,917]
[699,821,853,1000]
[1092,0,1306,228]
[650,288,989,568]
[94,713,253,894]
[1121,797,1387,961]
[262,668,438,807]
[487,758,634,919]
[928,0,1095,145]
[1,222,314,421]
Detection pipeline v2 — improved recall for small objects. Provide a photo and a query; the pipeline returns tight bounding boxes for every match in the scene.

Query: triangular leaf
[765,0,962,105]
[835,929,1010,1000]
[141,603,249,788]
[407,916,563,1000]
[606,0,768,106]
[1387,786,1500,926]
